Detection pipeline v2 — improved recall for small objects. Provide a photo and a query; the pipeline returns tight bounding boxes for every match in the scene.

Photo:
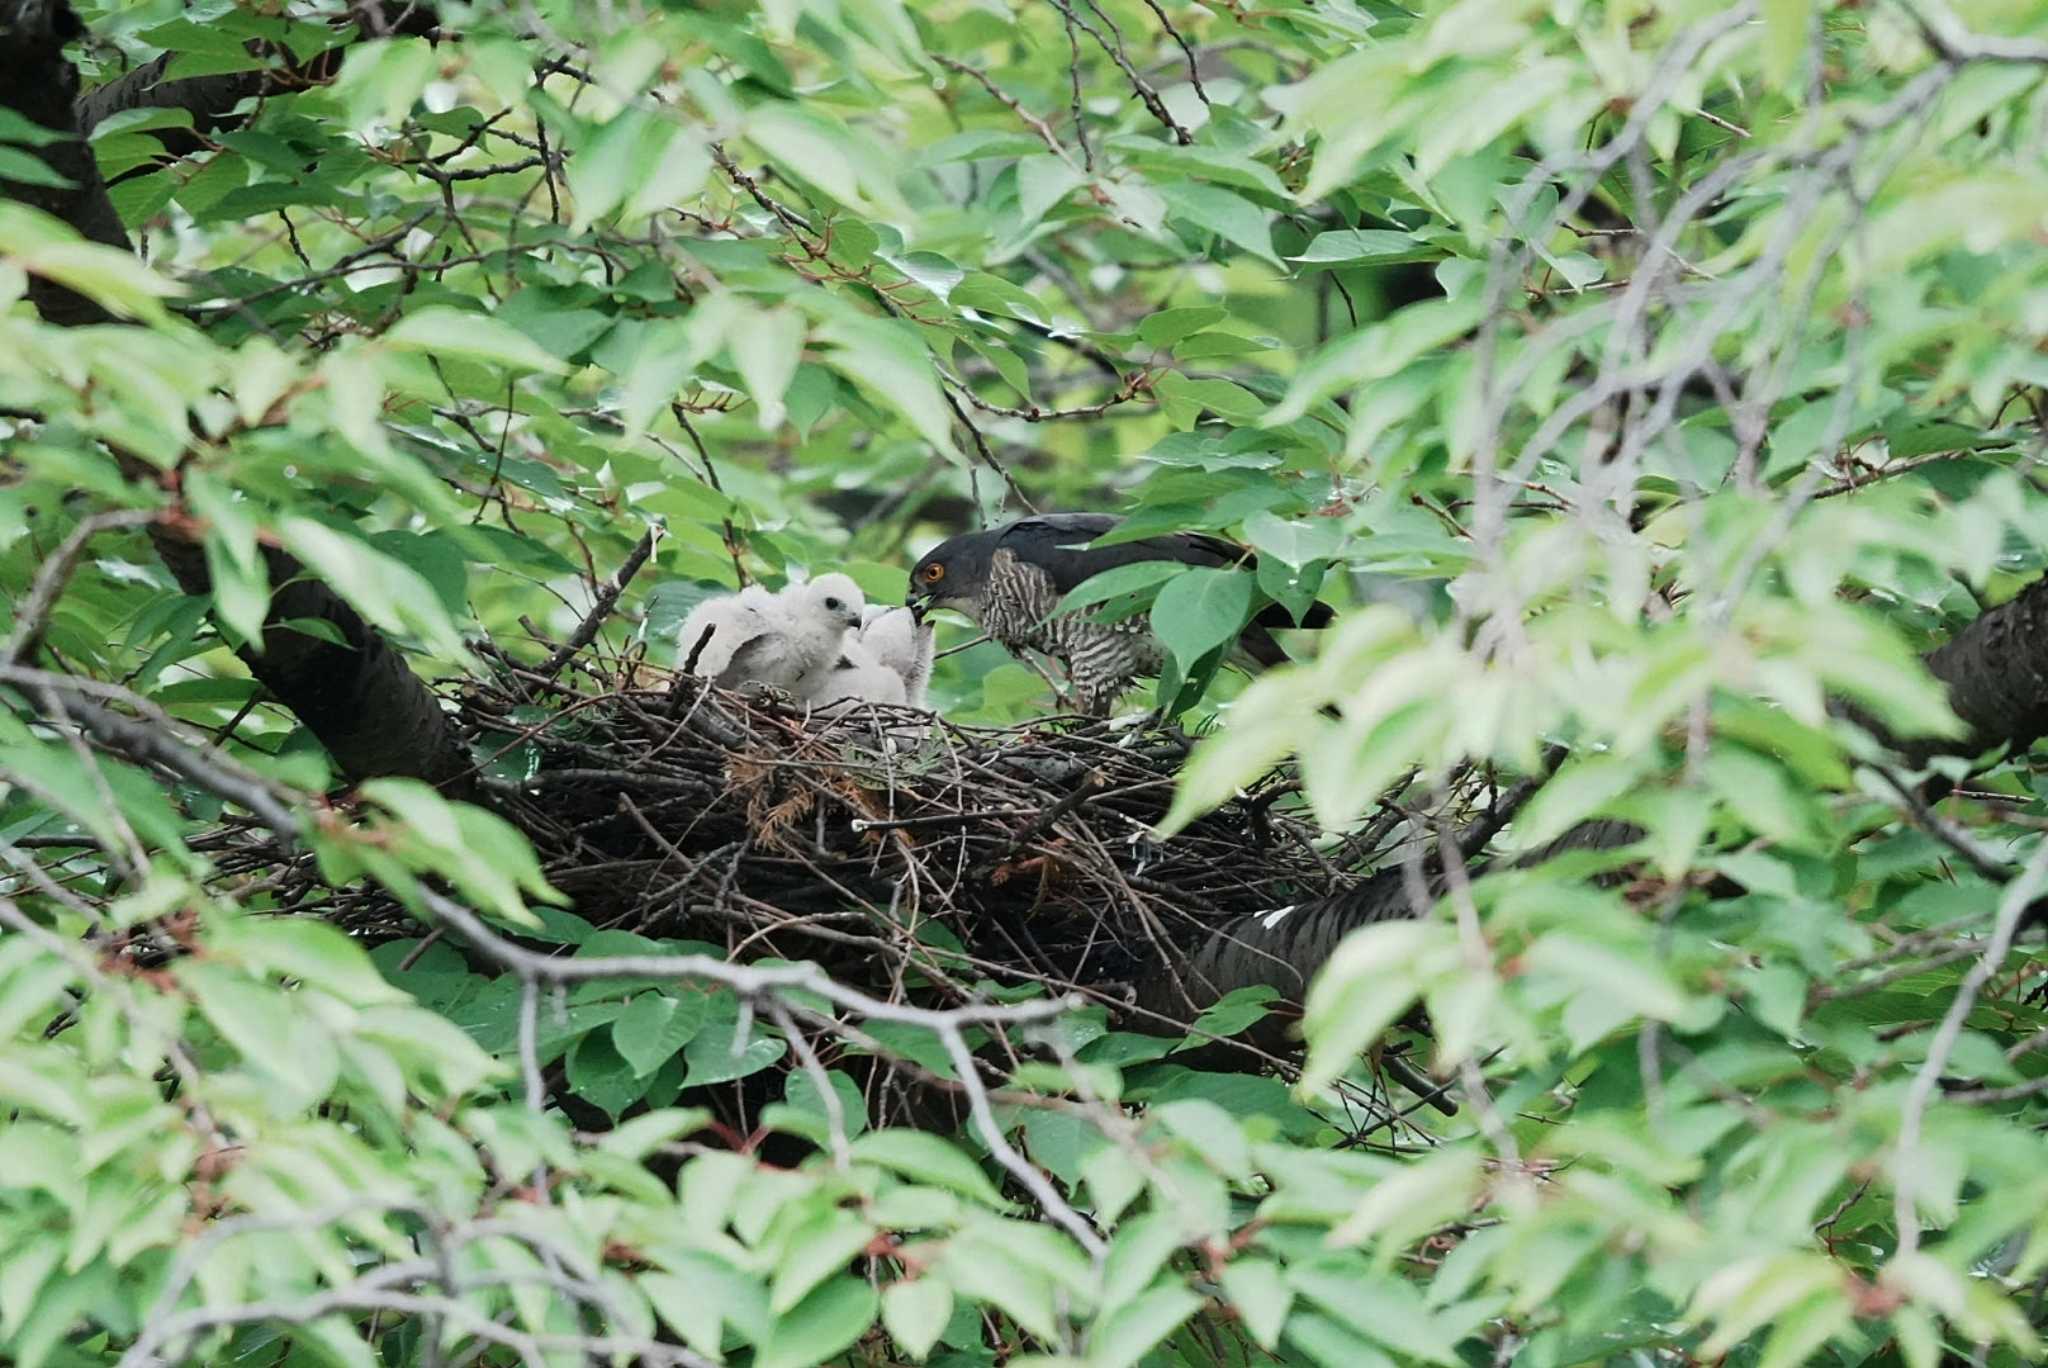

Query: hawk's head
[906,528,998,622]
[908,515,1122,621]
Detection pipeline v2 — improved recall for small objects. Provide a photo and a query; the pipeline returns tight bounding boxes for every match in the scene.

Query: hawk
[905,513,1333,716]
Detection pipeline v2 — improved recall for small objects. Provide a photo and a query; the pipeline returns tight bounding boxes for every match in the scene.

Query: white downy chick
[856,605,935,707]
[801,605,935,711]
[675,592,776,687]
[803,635,909,709]
[767,573,866,693]
[678,573,864,695]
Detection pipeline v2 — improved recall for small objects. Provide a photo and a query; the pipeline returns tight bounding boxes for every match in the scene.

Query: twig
[933,56,1078,166]
[3,509,159,666]
[535,527,658,679]
[1893,841,2048,1257]
[0,665,303,836]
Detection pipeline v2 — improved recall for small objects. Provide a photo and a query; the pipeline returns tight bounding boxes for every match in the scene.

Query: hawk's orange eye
[921,563,945,583]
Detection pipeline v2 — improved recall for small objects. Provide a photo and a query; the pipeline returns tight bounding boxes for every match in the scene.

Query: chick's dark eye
[824,596,842,611]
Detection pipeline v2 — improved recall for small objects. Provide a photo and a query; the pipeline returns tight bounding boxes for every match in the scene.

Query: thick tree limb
[1,0,472,796]
[72,3,441,149]
[0,1,129,324]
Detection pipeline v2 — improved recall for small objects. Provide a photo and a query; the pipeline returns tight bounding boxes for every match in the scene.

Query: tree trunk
[1,0,473,797]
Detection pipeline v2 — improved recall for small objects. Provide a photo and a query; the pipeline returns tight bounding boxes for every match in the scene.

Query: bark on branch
[1,0,471,797]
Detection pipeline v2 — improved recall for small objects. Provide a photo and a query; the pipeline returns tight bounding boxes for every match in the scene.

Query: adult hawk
[906,513,1333,715]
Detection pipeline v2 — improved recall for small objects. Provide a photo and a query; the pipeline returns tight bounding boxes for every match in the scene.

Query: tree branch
[1,0,474,796]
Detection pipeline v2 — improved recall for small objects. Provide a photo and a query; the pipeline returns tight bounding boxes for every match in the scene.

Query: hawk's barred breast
[983,548,1162,714]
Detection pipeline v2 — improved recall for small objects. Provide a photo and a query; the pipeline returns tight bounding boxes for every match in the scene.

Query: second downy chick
[803,605,935,710]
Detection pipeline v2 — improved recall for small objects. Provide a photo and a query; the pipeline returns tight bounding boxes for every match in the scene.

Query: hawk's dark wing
[996,514,1335,657]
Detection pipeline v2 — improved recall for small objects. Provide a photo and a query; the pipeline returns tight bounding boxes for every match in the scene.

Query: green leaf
[816,315,958,457]
[1139,307,1227,348]
[783,1068,869,1139]
[641,1267,730,1359]
[769,1210,876,1313]
[1081,1144,1146,1226]
[1150,567,1255,671]
[1088,1285,1204,1368]
[1505,752,1647,851]
[747,104,905,218]
[1015,155,1087,232]
[1520,933,1693,1025]
[938,1240,1059,1342]
[289,1316,379,1368]
[1219,1258,1291,1352]
[1158,182,1280,266]
[850,1129,1010,1208]
[612,991,709,1077]
[683,1011,786,1086]
[1266,294,1487,426]
[329,37,437,130]
[1762,0,1811,90]
[567,110,705,231]
[0,147,73,190]
[756,1275,879,1368]
[276,517,475,665]
[731,305,806,429]
[1154,1099,1250,1180]
[1179,984,1280,1045]
[1301,921,1458,1093]
[597,1107,715,1161]
[568,1028,656,1118]
[384,306,567,373]
[206,915,406,1004]
[0,108,69,147]
[950,272,1048,326]
[1051,560,1185,619]
[174,960,339,1108]
[883,1278,953,1362]
[1289,229,1437,268]
[1242,510,1346,569]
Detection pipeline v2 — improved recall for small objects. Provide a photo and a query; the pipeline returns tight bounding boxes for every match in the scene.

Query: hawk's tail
[1238,598,1335,667]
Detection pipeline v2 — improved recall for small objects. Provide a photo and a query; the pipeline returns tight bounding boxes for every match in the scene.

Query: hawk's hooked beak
[904,585,931,622]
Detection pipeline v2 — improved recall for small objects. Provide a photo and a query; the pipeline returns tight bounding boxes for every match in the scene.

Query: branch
[1898,0,2048,66]
[535,527,658,680]
[1891,841,2048,1258]
[933,55,1080,166]
[0,665,306,836]
[1,1,476,795]
[2,509,159,665]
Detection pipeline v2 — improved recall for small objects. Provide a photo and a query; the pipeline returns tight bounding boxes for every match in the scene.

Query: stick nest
[427,670,1349,1026]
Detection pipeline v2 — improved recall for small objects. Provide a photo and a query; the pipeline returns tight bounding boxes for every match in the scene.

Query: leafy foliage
[6,1,2048,1366]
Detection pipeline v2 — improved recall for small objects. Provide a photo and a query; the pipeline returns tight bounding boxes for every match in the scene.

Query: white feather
[676,595,774,686]
[853,606,935,706]
[799,604,938,713]
[802,637,909,709]
[677,573,866,694]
